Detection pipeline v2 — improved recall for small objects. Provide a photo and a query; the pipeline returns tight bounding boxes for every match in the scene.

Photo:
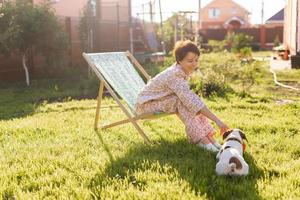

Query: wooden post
[65,17,72,67]
[260,25,266,50]
[94,81,104,130]
[116,3,120,50]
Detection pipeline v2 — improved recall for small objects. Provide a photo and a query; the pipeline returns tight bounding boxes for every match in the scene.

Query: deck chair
[82,51,174,144]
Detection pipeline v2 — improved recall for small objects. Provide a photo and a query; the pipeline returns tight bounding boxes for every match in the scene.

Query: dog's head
[222,128,248,143]
[222,128,248,152]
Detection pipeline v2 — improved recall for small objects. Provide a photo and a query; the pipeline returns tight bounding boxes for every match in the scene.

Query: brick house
[199,0,251,29]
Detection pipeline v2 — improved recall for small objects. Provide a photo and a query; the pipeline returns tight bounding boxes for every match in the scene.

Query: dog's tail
[226,157,242,174]
[223,162,236,174]
[229,162,236,170]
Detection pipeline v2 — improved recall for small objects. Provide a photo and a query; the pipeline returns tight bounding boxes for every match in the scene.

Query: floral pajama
[135,63,216,144]
[135,94,215,144]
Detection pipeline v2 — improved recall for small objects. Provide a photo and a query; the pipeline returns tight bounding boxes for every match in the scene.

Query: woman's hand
[198,106,230,134]
[216,119,229,134]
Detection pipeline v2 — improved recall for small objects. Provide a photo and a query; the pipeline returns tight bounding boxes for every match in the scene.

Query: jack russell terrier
[216,129,249,176]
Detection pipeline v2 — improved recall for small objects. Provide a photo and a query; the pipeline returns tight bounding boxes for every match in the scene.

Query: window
[232,7,237,14]
[48,0,60,3]
[209,8,220,19]
[89,0,97,17]
[208,25,221,29]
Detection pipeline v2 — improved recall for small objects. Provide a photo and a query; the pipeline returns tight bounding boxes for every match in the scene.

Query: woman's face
[178,52,199,75]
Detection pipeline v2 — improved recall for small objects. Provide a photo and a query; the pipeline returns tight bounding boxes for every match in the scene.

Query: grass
[0,52,300,199]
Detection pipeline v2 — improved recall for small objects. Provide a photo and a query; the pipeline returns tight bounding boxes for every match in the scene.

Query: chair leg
[130,120,151,144]
[101,113,154,129]
[94,81,104,130]
[101,112,174,130]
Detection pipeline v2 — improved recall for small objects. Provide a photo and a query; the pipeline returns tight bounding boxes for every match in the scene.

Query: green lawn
[0,52,300,199]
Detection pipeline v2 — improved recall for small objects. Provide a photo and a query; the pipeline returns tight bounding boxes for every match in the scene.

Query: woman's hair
[173,40,200,64]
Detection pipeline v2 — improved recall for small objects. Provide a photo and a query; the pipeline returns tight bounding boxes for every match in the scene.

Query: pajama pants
[135,95,215,144]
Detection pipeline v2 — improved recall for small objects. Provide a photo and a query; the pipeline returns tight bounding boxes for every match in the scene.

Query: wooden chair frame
[82,51,174,144]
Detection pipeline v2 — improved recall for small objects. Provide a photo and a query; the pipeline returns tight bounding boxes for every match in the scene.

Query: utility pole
[181,15,184,40]
[149,1,153,23]
[128,0,133,53]
[116,3,120,50]
[158,0,166,53]
[174,13,178,43]
[196,0,201,44]
[178,11,197,41]
[198,0,201,29]
[142,4,145,28]
[190,15,193,33]
[96,0,101,51]
[261,0,264,24]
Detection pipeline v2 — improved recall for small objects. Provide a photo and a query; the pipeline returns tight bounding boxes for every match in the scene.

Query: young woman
[135,40,229,152]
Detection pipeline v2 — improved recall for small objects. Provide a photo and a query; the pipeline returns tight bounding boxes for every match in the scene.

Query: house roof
[202,0,250,14]
[266,8,284,22]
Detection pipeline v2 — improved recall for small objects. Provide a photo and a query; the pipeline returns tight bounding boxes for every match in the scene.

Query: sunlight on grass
[0,52,299,199]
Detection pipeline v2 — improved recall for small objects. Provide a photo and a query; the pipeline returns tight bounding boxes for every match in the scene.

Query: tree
[155,13,192,53]
[230,33,253,53]
[0,0,68,86]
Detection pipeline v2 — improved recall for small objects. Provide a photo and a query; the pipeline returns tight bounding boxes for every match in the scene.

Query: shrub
[190,52,260,97]
[199,53,241,82]
[239,47,253,59]
[190,68,230,98]
[207,40,227,52]
[238,61,259,92]
[250,42,260,51]
[231,33,253,53]
[143,55,175,77]
[273,35,281,47]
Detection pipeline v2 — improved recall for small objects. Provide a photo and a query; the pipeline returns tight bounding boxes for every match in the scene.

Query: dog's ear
[222,129,233,140]
[239,130,248,142]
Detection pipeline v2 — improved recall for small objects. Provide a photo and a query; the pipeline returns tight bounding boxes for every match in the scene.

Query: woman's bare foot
[196,142,219,153]
[196,136,219,153]
[207,133,222,149]
[200,136,211,144]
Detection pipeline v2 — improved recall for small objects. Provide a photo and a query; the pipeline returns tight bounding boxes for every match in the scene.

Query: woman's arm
[167,72,205,116]
[167,70,229,132]
[198,105,229,132]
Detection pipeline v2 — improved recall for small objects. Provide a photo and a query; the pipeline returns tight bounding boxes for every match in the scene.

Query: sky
[131,0,286,25]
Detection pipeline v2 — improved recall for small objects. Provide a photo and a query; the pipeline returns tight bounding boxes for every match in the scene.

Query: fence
[0,16,85,82]
[199,25,283,49]
[0,2,132,82]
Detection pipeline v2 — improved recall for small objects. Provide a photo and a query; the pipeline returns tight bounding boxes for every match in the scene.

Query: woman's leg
[206,131,216,143]
[136,96,219,150]
[206,131,222,148]
[135,95,180,115]
[174,100,216,144]
[176,101,221,151]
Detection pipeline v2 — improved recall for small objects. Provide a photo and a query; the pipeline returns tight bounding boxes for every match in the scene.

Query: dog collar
[223,138,247,153]
[226,137,242,144]
[243,143,246,151]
